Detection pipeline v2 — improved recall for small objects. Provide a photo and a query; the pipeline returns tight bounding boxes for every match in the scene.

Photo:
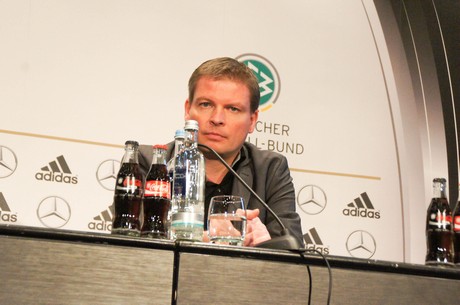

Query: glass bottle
[170,120,205,241]
[141,144,170,238]
[453,186,460,264]
[111,140,144,236]
[425,178,454,265]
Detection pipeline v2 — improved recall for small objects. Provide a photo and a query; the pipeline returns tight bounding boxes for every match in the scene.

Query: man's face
[185,76,258,161]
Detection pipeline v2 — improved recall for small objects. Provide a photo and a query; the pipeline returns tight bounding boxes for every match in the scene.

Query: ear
[184,99,191,120]
[248,110,259,133]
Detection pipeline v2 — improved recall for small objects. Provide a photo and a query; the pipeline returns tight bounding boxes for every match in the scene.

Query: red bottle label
[454,215,460,232]
[145,180,170,199]
[123,177,142,188]
[428,212,452,227]
[115,177,143,192]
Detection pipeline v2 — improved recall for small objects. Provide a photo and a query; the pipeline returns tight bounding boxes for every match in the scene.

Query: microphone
[198,143,302,250]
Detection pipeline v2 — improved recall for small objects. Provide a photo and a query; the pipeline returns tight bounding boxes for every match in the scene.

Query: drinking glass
[207,195,247,246]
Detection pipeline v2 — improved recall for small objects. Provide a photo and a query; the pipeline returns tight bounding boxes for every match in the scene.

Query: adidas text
[35,172,78,184]
[0,211,17,222]
[343,208,381,219]
[306,244,330,254]
[88,221,112,231]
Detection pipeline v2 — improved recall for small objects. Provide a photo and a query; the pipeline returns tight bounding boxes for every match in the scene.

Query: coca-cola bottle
[112,140,144,236]
[453,187,460,264]
[170,120,205,241]
[425,178,454,265]
[141,144,171,238]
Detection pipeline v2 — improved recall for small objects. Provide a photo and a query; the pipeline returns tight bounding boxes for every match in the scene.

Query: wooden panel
[1,229,459,305]
[177,252,310,305]
[309,266,460,304]
[0,236,174,305]
[177,251,460,305]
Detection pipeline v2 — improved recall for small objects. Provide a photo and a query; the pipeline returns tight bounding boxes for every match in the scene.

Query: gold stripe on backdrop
[0,129,123,148]
[290,168,381,180]
[1,129,381,180]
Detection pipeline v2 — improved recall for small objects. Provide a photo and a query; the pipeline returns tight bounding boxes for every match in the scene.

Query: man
[140,57,303,247]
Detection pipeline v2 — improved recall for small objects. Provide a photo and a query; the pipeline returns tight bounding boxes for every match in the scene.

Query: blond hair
[188,57,260,113]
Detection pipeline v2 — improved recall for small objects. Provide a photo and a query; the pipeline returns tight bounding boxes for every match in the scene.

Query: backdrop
[0,0,449,264]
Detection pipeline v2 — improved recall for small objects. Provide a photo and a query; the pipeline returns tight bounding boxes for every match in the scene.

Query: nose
[210,107,225,126]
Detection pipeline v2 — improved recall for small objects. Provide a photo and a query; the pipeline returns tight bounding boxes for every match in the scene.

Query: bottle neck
[152,149,167,165]
[433,181,447,198]
[174,138,185,155]
[122,146,139,164]
[184,129,198,149]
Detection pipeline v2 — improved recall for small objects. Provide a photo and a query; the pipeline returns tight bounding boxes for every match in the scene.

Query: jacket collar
[231,144,253,209]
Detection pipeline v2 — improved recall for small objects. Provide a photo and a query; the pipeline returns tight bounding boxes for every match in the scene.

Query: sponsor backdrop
[0,0,448,264]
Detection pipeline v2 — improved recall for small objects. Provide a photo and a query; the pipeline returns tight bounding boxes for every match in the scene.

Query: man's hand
[202,208,271,247]
[244,208,271,247]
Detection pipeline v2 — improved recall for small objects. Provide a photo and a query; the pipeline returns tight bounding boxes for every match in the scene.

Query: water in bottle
[170,120,205,241]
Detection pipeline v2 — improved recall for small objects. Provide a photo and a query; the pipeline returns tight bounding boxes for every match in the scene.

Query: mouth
[203,132,226,141]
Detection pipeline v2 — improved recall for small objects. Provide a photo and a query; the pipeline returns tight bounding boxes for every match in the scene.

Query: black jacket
[138,141,304,246]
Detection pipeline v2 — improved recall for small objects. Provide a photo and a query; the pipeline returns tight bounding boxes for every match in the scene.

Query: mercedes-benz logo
[296,185,327,215]
[96,159,120,191]
[0,146,18,178]
[346,230,377,259]
[37,196,71,228]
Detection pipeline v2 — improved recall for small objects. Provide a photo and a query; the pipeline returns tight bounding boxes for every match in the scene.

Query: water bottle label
[171,212,204,227]
[171,220,204,228]
[174,168,186,196]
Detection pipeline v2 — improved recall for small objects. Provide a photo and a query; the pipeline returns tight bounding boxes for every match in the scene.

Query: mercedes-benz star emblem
[37,196,71,228]
[296,185,327,215]
[346,230,377,259]
[96,159,120,191]
[0,146,18,178]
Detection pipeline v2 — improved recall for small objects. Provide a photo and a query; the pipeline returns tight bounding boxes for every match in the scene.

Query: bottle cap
[175,129,185,138]
[153,144,168,151]
[184,120,199,131]
[125,140,139,147]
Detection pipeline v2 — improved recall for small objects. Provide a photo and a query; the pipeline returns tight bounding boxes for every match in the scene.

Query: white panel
[1,0,445,265]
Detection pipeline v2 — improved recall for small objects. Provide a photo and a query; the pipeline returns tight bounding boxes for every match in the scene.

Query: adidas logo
[88,204,113,231]
[342,192,380,219]
[303,227,329,254]
[35,155,78,184]
[0,192,18,222]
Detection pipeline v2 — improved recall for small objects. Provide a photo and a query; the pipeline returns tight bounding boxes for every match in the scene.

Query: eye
[199,101,211,108]
[228,106,240,112]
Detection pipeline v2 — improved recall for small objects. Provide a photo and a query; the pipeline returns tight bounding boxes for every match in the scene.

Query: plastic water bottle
[166,129,185,239]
